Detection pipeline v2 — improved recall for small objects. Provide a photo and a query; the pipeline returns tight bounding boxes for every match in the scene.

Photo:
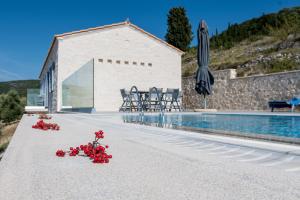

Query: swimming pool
[123,113,300,144]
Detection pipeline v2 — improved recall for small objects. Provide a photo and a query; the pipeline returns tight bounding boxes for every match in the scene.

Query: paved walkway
[0,113,300,200]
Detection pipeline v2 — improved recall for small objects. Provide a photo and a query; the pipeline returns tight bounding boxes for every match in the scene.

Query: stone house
[39,21,183,112]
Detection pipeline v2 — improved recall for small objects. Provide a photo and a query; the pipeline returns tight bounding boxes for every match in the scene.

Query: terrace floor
[0,113,300,200]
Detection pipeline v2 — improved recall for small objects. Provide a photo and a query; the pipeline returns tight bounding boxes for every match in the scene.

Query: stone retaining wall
[182,69,300,111]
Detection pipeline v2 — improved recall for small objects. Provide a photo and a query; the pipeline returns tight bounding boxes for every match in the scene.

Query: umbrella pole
[204,96,207,109]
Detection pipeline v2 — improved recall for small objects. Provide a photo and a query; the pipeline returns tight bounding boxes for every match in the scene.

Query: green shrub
[0,90,23,123]
[259,47,278,55]
[264,58,299,74]
[0,142,9,154]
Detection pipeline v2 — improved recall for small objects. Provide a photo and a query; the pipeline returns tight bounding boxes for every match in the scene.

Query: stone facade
[182,69,300,111]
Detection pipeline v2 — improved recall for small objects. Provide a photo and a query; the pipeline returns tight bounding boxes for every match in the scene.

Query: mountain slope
[0,80,40,97]
[210,7,300,49]
[182,7,300,77]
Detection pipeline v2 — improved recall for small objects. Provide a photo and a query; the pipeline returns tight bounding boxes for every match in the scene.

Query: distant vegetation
[0,80,39,97]
[0,80,39,123]
[182,7,300,77]
[210,7,300,49]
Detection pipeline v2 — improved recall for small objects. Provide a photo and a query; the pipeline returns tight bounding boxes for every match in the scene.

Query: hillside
[182,7,300,77]
[0,80,40,97]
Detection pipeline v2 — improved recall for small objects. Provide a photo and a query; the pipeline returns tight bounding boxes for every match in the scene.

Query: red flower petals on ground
[56,150,65,157]
[32,120,60,131]
[95,130,104,139]
[56,130,112,164]
[69,148,79,156]
[39,114,52,120]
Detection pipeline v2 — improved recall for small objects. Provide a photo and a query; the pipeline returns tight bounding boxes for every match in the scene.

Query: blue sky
[0,0,299,81]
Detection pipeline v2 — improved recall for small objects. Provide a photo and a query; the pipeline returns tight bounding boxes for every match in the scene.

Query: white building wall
[57,24,182,111]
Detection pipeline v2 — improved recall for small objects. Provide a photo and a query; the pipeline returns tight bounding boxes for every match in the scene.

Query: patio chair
[146,88,164,112]
[164,88,181,112]
[178,91,183,111]
[268,96,300,112]
[268,101,291,112]
[119,89,130,111]
[163,88,173,111]
[288,96,300,112]
[175,90,183,111]
[129,92,141,112]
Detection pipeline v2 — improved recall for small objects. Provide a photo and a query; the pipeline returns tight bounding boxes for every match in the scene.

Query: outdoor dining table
[135,91,165,100]
[131,91,166,111]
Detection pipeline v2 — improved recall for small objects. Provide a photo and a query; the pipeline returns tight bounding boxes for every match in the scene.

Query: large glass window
[27,89,43,106]
[62,59,94,110]
[47,64,54,93]
[50,63,55,92]
[43,73,49,107]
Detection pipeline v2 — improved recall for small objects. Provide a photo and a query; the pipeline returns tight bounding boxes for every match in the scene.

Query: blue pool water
[123,114,300,139]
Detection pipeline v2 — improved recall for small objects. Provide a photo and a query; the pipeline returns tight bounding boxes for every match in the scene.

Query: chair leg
[168,101,172,112]
[130,101,134,112]
[165,100,170,112]
[176,101,181,111]
[125,100,130,111]
[120,101,126,111]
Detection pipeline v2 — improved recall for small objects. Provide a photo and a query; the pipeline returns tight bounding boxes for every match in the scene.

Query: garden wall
[182,69,300,111]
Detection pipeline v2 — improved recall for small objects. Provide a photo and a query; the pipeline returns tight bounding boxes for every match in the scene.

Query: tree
[165,7,193,51]
[0,90,23,123]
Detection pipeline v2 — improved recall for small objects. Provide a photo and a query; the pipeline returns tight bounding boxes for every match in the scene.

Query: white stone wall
[56,25,182,111]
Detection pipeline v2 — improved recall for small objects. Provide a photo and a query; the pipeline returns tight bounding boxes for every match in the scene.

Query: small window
[107,59,112,63]
[133,61,137,65]
[124,61,129,65]
[116,60,121,64]
[148,63,152,67]
[140,62,145,66]
[98,59,103,63]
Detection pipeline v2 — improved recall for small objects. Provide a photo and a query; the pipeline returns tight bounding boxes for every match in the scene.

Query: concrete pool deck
[0,113,300,200]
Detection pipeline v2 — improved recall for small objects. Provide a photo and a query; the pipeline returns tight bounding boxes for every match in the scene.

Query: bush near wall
[0,90,24,123]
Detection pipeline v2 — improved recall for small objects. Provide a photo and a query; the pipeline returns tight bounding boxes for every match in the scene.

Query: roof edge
[55,21,184,54]
[55,21,128,38]
[39,37,57,79]
[39,21,184,78]
[127,23,184,54]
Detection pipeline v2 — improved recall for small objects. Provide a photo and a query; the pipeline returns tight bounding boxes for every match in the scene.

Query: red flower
[32,119,60,131]
[56,130,112,164]
[95,130,104,139]
[56,150,65,157]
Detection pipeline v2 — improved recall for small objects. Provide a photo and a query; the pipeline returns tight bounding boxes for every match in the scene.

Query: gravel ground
[0,113,300,200]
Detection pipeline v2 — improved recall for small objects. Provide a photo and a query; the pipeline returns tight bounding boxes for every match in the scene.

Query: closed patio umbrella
[195,20,214,109]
